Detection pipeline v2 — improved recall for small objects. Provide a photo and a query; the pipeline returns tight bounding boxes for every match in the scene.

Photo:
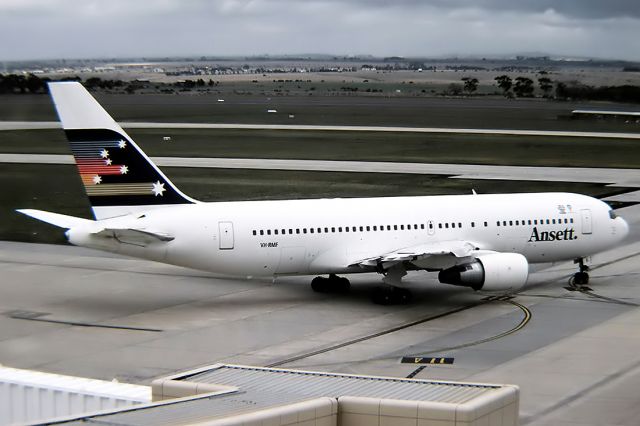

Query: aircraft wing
[349,240,482,270]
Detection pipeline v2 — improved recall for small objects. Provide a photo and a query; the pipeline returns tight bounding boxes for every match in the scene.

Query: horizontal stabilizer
[17,209,92,229]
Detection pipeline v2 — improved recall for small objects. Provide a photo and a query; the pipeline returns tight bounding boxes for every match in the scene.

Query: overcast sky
[2,0,639,61]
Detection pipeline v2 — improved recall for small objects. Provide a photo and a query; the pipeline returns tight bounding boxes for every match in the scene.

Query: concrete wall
[338,390,519,426]
[196,397,338,426]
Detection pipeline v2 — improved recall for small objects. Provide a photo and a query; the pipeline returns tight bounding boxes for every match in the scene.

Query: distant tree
[513,77,534,97]
[461,77,479,95]
[445,83,463,96]
[537,77,553,97]
[494,75,512,96]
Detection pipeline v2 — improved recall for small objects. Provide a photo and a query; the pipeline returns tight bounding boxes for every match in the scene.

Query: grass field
[0,93,638,132]
[2,128,639,169]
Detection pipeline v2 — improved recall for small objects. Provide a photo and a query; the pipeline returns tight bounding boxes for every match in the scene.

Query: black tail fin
[48,82,196,219]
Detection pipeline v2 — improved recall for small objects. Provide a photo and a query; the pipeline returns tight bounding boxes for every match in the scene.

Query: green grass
[2,128,638,169]
[0,92,637,132]
[5,163,630,244]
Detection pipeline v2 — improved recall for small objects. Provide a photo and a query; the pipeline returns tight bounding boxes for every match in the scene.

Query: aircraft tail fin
[48,82,196,220]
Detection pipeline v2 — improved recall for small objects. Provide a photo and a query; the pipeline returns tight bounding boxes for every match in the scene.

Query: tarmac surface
[0,203,638,425]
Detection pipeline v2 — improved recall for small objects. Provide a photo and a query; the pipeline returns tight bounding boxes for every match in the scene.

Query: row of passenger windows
[254,223,428,236]
[496,218,573,227]
[252,217,573,236]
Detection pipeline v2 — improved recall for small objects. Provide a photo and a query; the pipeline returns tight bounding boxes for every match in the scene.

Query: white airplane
[18,82,630,304]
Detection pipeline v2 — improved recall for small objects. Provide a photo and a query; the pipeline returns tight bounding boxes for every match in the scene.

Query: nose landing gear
[572,258,590,286]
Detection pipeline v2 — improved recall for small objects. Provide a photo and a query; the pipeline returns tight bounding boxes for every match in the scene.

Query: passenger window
[366,226,370,231]
[267,230,271,235]
[296,229,300,234]
[496,221,500,226]
[546,219,550,225]
[352,226,357,232]
[394,225,398,230]
[373,226,377,231]
[458,222,462,228]
[451,223,456,229]
[471,222,475,228]
[503,221,507,226]
[533,220,537,225]
[282,229,286,234]
[515,220,519,226]
[439,223,443,229]
[445,223,449,229]
[338,227,342,232]
[429,223,434,229]
[509,221,513,226]
[310,228,314,233]
[420,224,425,230]
[275,230,279,235]
[570,218,574,223]
[260,230,264,235]
[331,227,336,232]
[528,220,532,225]
[345,227,349,232]
[303,229,307,234]
[484,221,488,227]
[253,230,257,236]
[289,229,293,234]
[552,219,556,224]
[317,228,322,233]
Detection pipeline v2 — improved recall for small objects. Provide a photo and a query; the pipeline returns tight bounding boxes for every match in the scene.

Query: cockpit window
[609,210,618,219]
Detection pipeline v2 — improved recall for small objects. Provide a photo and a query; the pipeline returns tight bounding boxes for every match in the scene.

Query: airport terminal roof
[51,364,514,425]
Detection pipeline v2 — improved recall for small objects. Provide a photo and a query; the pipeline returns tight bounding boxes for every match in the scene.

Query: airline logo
[65,129,189,206]
[528,227,577,242]
[69,138,165,197]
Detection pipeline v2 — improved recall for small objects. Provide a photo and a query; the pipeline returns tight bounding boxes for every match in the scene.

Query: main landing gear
[311,274,351,293]
[572,258,590,286]
[371,286,412,305]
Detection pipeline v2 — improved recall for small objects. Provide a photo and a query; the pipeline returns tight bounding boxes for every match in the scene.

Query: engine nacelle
[438,253,528,292]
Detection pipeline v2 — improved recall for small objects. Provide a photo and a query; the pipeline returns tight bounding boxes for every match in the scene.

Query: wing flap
[349,240,479,269]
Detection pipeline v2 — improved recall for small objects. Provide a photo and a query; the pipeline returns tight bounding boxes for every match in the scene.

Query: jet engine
[438,253,528,292]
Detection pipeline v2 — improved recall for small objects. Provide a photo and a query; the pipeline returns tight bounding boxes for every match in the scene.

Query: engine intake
[438,253,528,292]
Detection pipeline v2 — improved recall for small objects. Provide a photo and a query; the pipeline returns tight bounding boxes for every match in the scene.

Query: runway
[0,203,638,425]
[2,120,640,139]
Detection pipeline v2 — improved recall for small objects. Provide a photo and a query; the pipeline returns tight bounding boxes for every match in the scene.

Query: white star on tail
[105,158,112,165]
[100,149,109,158]
[120,165,128,175]
[118,140,127,149]
[151,181,165,196]
[92,175,102,184]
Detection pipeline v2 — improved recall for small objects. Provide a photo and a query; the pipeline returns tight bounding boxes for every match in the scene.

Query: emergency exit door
[218,221,234,249]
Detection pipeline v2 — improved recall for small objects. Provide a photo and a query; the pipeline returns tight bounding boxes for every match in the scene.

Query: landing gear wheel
[311,275,351,293]
[574,271,589,286]
[311,276,329,293]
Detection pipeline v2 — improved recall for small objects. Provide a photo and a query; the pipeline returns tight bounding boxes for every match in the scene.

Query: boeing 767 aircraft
[18,82,630,304]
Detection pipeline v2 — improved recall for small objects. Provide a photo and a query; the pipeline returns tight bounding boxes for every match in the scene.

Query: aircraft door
[218,221,234,249]
[580,209,592,235]
[427,220,435,236]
